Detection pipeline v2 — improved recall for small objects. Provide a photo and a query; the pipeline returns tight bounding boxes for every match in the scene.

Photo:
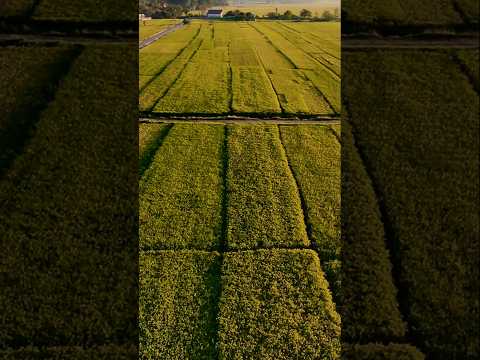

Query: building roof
[207,9,223,14]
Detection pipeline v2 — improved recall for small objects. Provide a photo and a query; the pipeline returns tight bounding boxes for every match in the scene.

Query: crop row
[0,44,138,348]
[139,21,340,115]
[343,49,479,358]
[140,249,340,359]
[139,123,340,254]
[0,0,137,21]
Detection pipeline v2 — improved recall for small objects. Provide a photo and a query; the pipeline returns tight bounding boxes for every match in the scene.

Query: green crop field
[139,19,181,41]
[342,49,479,358]
[139,20,340,116]
[1,43,138,354]
[139,123,342,358]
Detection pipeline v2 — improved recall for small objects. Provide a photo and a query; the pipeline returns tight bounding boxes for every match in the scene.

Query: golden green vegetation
[226,125,308,249]
[218,249,341,359]
[139,20,340,116]
[140,251,221,359]
[140,124,224,251]
[139,123,341,358]
[343,49,479,358]
[1,44,138,348]
[139,19,181,41]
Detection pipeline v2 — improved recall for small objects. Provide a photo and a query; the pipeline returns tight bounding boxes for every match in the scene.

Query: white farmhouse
[207,9,224,18]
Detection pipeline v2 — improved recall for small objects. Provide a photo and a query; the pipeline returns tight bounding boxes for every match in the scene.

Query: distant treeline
[139,0,340,20]
[140,0,227,17]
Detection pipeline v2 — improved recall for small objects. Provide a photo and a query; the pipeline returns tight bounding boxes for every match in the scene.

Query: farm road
[139,23,184,49]
[139,117,341,125]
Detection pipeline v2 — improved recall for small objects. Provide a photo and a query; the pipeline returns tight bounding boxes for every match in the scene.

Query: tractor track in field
[139,23,184,49]
[139,116,341,125]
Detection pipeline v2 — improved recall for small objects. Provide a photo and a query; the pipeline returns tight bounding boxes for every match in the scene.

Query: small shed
[207,9,223,18]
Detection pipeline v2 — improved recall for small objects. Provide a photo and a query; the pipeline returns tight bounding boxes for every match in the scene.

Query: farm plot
[139,123,341,357]
[226,125,308,249]
[140,251,221,359]
[1,44,138,350]
[218,249,341,359]
[139,21,340,116]
[343,49,479,358]
[139,19,180,41]
[139,124,224,251]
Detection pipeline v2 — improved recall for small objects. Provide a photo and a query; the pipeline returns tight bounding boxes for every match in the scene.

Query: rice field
[139,19,181,41]
[139,20,340,116]
[139,122,342,358]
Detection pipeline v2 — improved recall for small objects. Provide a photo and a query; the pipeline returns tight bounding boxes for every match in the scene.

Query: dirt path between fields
[139,23,184,49]
[139,116,341,125]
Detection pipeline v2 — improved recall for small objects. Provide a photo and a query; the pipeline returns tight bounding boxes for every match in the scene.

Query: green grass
[140,251,221,360]
[343,50,479,357]
[279,125,340,261]
[231,66,281,113]
[342,343,425,359]
[218,249,341,359]
[140,124,224,251]
[0,44,138,347]
[226,125,308,250]
[139,19,180,41]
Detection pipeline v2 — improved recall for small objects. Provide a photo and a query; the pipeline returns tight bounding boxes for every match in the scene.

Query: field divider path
[139,117,340,125]
[149,39,204,112]
[277,125,315,249]
[139,22,184,49]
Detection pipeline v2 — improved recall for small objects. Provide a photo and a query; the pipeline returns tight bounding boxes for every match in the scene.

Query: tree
[266,12,277,19]
[300,9,312,18]
[321,10,335,21]
[283,10,294,20]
